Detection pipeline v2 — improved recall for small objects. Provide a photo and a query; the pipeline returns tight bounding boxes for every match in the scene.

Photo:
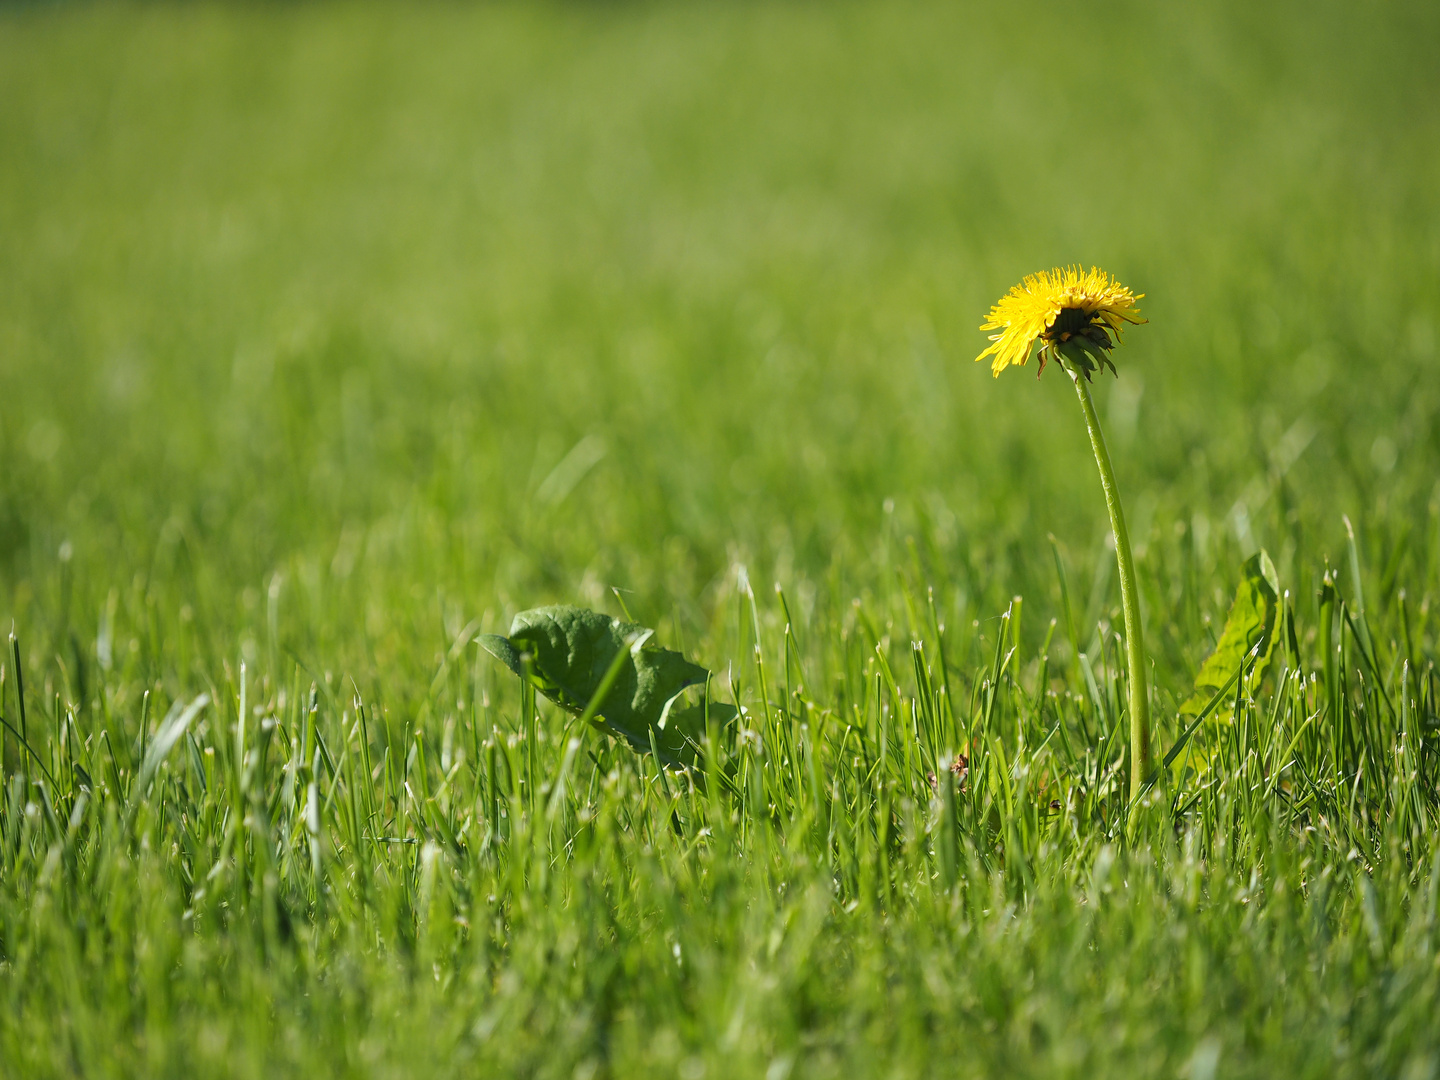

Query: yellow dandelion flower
[976,266,1145,378]
[973,264,1155,800]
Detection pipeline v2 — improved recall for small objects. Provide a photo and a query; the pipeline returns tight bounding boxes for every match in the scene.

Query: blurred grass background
[3,0,1437,690]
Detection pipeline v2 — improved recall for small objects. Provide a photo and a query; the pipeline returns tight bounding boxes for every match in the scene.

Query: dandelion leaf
[479,605,734,767]
[1179,550,1280,718]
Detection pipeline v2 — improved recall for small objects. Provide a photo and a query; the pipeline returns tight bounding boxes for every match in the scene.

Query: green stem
[1067,366,1151,804]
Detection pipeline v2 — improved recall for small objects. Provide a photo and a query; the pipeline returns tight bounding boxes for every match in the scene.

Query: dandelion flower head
[976,266,1144,378]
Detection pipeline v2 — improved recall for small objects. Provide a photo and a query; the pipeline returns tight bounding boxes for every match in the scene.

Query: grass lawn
[2,0,1439,1076]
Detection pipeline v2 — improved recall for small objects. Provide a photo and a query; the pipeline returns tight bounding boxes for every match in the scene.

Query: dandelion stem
[1066,365,1151,804]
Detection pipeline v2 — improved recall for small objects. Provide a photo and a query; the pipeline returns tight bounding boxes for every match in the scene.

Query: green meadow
[2,1,1439,1076]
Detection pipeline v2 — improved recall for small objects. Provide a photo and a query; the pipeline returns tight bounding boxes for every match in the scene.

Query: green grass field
[2,1,1440,1076]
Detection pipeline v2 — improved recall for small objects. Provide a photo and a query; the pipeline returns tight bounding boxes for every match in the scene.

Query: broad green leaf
[1179,550,1280,718]
[479,605,736,767]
